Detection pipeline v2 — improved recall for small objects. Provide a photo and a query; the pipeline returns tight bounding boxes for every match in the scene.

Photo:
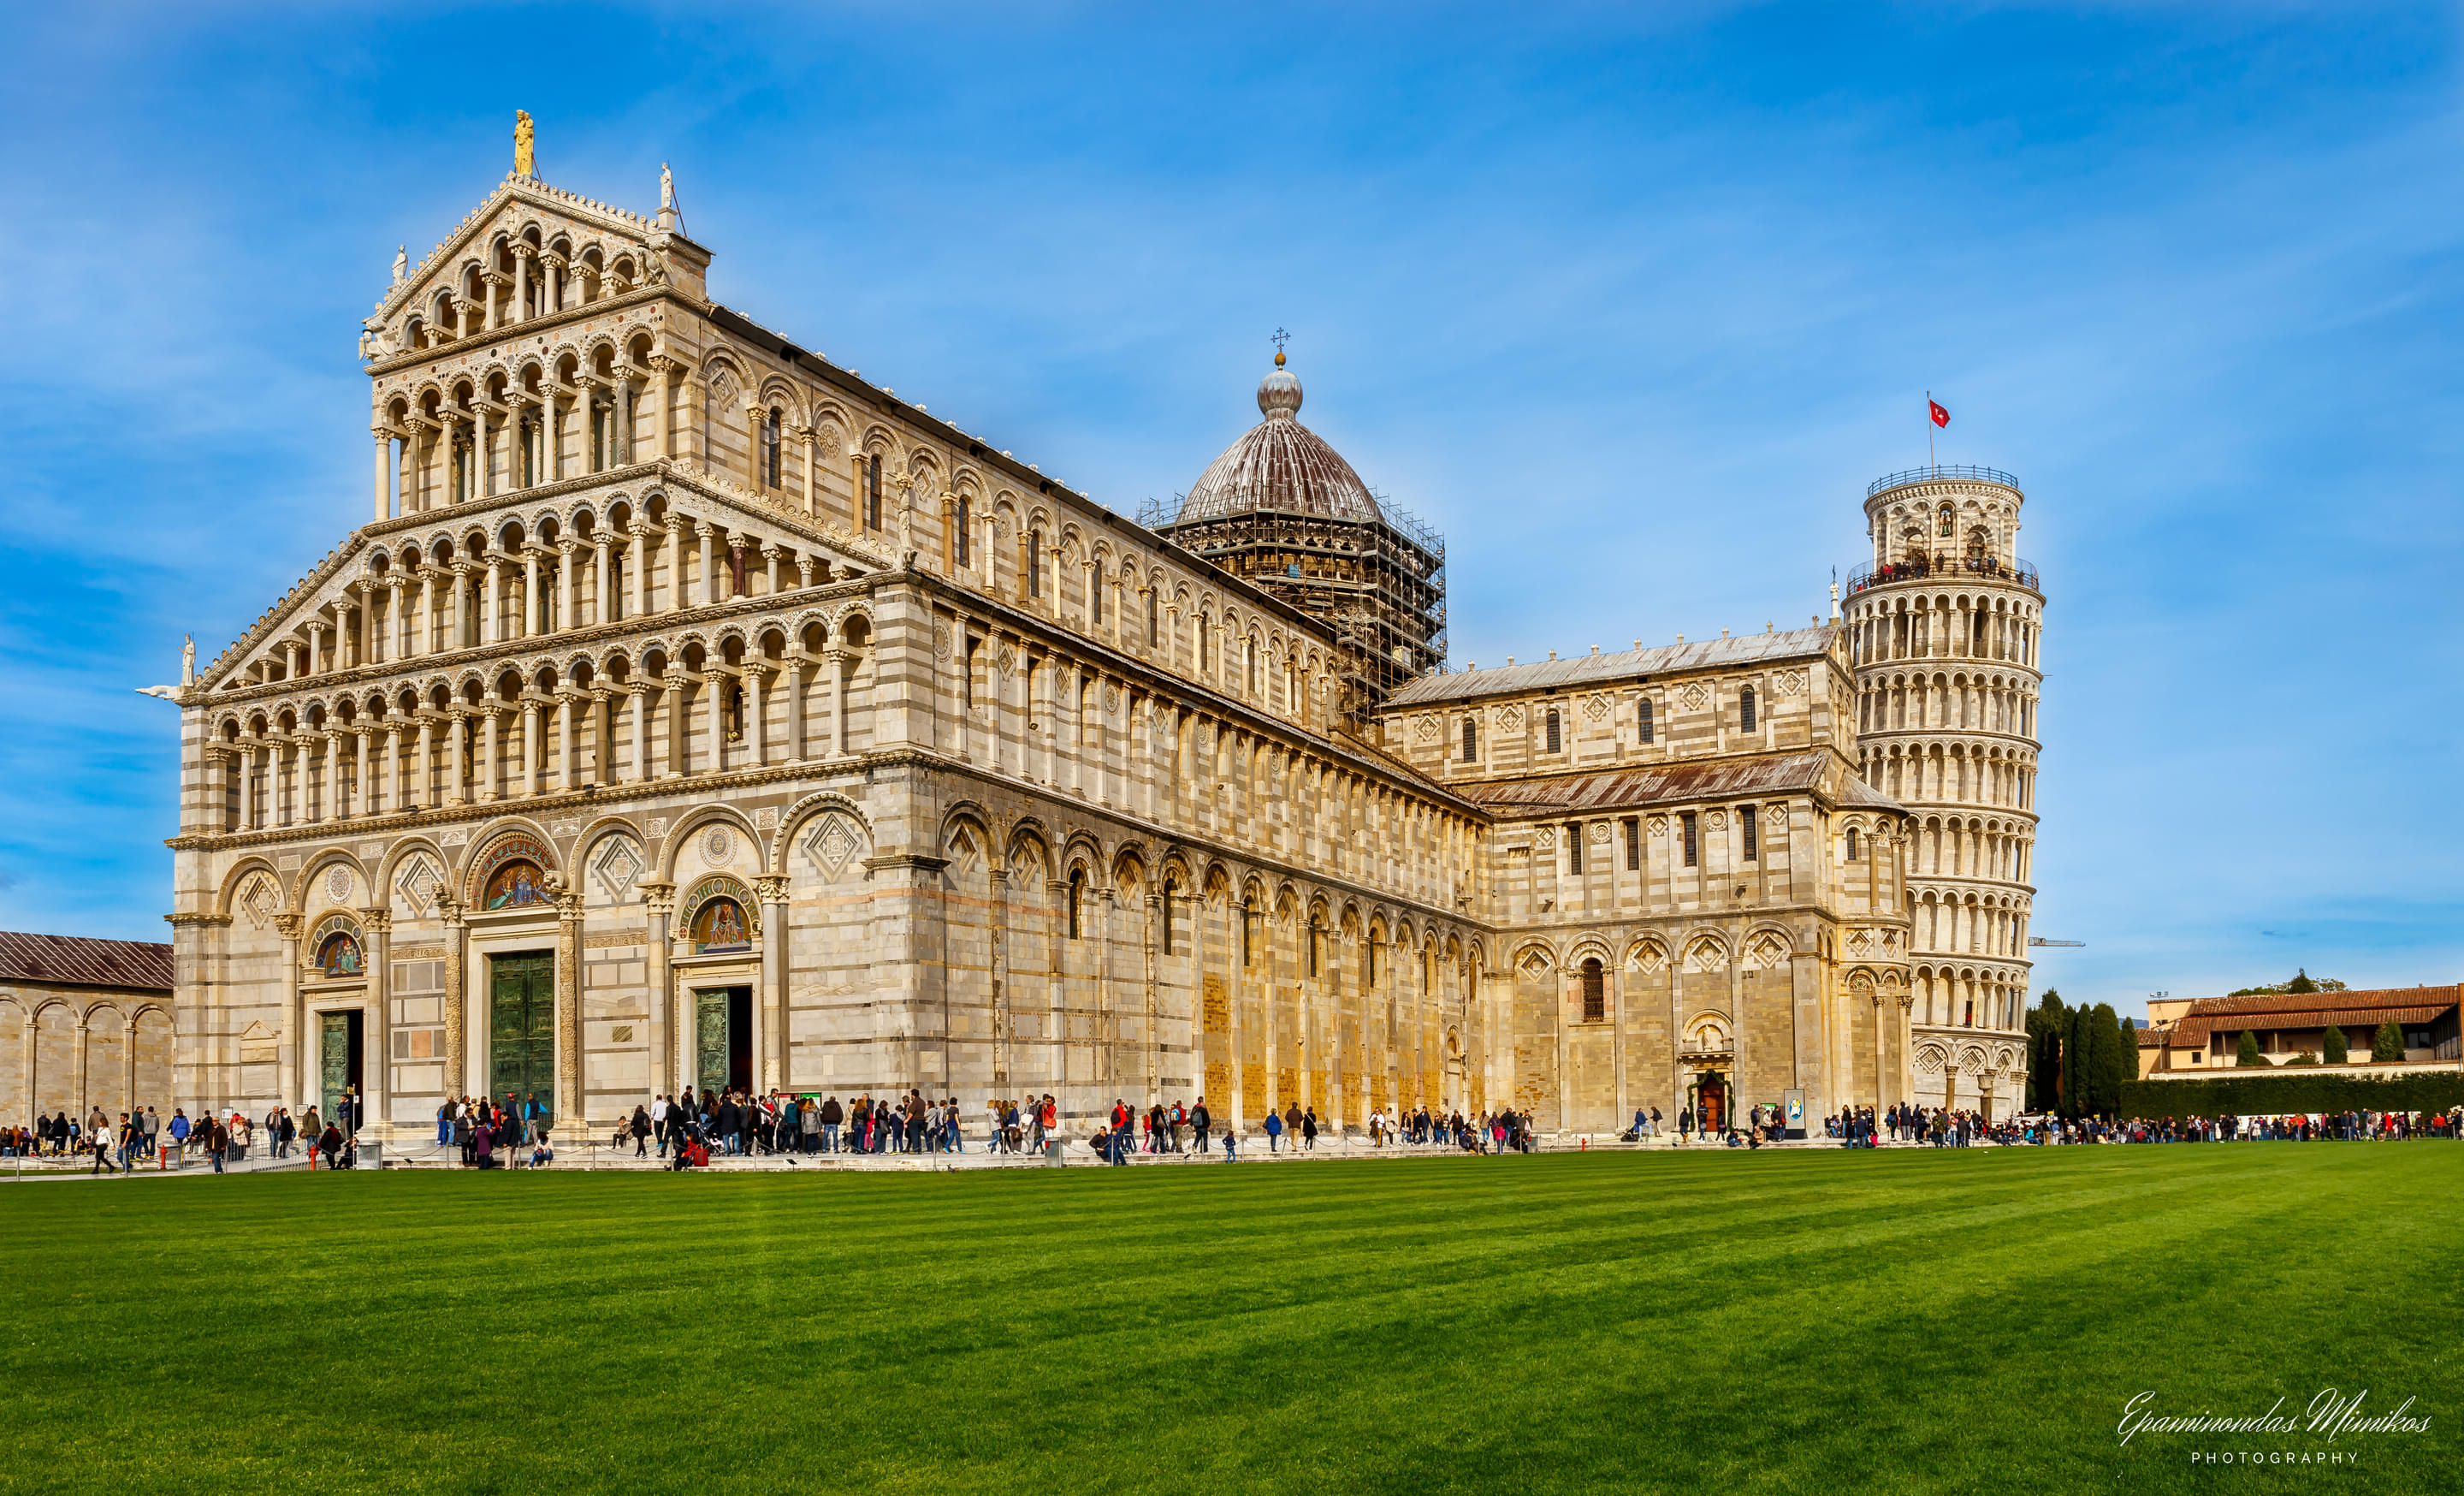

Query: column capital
[640,880,676,915]
[359,908,394,935]
[754,875,790,905]
[272,912,305,941]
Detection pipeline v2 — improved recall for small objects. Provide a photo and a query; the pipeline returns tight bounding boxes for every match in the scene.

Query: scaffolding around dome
[1137,488,1446,727]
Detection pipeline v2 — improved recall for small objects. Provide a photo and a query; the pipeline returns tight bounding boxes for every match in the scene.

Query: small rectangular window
[1567,823,1583,875]
[1638,698,1654,744]
[1845,826,1861,861]
[1461,717,1477,763]
[1545,709,1561,754]
[1625,818,1639,871]
[1092,573,1104,624]
[1147,590,1159,646]
[864,454,882,530]
[1742,805,1758,861]
[1681,811,1698,867]
[1740,686,1758,733]
[1028,531,1042,597]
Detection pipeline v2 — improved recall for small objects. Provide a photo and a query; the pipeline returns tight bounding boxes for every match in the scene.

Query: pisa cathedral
[154,145,2046,1142]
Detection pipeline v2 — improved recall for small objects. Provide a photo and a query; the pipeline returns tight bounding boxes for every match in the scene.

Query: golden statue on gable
[514,110,535,177]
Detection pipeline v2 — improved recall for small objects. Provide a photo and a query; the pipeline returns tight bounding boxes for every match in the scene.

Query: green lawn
[3,1145,2455,1494]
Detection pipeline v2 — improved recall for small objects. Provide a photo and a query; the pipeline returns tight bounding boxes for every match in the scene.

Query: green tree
[2322,1024,2348,1065]
[2236,1029,2263,1067]
[2285,969,2319,994]
[2089,1004,2127,1116]
[2062,1005,2094,1116]
[2372,1021,2407,1063]
[2027,992,2068,1111]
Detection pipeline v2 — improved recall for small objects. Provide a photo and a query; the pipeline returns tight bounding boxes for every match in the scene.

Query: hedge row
[2121,1071,2464,1119]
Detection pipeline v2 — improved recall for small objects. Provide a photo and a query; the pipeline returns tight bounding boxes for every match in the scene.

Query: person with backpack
[1191,1097,1211,1155]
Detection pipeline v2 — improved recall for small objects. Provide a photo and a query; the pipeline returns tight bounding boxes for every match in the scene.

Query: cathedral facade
[159,152,2041,1139]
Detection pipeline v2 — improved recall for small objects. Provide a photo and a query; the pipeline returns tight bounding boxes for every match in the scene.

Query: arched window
[1638,698,1654,744]
[1545,709,1561,754]
[1146,589,1159,646]
[1581,958,1605,1023]
[1091,567,1105,623]
[1240,898,1255,967]
[1966,526,1987,569]
[1307,921,1321,978]
[1198,614,1211,670]
[1739,686,1757,733]
[1461,716,1478,762]
[1937,502,1955,538]
[1161,877,1176,956]
[762,408,781,487]
[607,551,624,621]
[1067,868,1084,940]
[953,496,970,567]
[1247,643,1259,695]
[1845,826,1861,862]
[864,454,882,529]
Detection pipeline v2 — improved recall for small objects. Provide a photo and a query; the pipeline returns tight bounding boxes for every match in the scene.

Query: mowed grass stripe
[3,1146,2454,1495]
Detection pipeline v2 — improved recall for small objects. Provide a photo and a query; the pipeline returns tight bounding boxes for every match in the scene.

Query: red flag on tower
[1928,398,1950,429]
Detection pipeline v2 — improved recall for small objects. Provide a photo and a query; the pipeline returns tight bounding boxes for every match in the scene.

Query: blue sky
[2,3,2456,1018]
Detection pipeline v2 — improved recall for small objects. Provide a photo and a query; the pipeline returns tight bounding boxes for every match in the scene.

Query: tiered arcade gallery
[159,158,2037,1140]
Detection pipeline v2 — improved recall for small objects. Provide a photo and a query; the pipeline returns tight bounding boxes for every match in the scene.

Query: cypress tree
[2028,991,2067,1112]
[2372,1020,2407,1063]
[2063,1006,2094,1116]
[2322,1023,2348,1065]
[2089,1003,2125,1116]
[2236,1029,2263,1067]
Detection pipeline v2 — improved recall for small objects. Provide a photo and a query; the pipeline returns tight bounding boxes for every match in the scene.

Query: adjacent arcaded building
[153,139,2046,1138]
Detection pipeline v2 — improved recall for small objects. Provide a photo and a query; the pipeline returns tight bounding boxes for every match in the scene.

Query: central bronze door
[695,987,753,1095]
[489,952,555,1124]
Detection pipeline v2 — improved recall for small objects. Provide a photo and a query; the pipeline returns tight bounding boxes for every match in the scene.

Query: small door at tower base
[1782,1088,1806,1141]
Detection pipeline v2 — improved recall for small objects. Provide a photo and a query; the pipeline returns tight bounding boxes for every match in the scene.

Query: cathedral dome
[1175,355,1383,525]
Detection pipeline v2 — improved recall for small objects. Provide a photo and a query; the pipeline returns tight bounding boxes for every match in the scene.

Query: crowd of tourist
[16,1087,2455,1176]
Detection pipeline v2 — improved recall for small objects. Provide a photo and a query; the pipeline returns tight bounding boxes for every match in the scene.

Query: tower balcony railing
[1846,552,2040,596]
[1866,464,2021,498]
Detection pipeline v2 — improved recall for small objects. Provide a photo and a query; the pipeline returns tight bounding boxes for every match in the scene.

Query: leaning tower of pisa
[1842,466,2044,1119]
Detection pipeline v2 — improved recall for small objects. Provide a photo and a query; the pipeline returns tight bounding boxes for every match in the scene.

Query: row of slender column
[288,513,827,683]
[213,654,863,831]
[376,353,677,520]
